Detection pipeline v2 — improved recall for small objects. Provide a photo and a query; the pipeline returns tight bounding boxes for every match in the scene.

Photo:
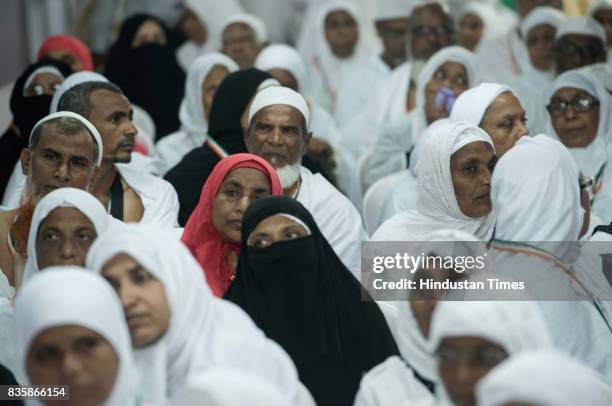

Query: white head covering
[393,228,481,383]
[520,6,567,39]
[50,71,109,114]
[450,82,516,125]
[179,52,239,135]
[31,111,104,167]
[589,0,612,17]
[458,2,508,50]
[429,301,552,353]
[555,16,607,44]
[476,349,612,406]
[15,267,136,405]
[248,86,310,128]
[171,368,292,406]
[545,67,612,179]
[85,224,306,405]
[413,46,481,139]
[219,13,268,48]
[375,0,412,21]
[255,44,307,91]
[395,121,496,241]
[23,66,65,94]
[22,188,110,285]
[492,134,582,242]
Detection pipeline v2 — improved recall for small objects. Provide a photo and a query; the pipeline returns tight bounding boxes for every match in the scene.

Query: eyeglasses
[437,346,508,368]
[412,24,452,38]
[546,95,599,116]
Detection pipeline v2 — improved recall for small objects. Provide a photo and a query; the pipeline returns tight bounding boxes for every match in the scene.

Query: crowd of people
[1,0,612,404]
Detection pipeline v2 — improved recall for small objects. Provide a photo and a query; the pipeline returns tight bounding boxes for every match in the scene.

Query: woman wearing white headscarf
[545,67,612,223]
[426,300,552,406]
[21,187,110,287]
[15,267,138,405]
[456,1,507,52]
[175,0,243,71]
[155,53,238,175]
[363,46,480,191]
[476,349,612,406]
[372,120,496,242]
[296,1,371,113]
[590,0,612,64]
[86,224,314,406]
[356,229,484,406]
[490,134,612,382]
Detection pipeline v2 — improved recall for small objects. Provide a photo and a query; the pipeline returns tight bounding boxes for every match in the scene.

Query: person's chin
[113,153,133,164]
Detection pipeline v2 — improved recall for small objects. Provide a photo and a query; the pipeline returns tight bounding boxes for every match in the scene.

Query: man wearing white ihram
[244,86,366,277]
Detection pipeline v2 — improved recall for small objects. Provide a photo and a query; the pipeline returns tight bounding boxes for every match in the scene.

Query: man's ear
[20,149,31,176]
[301,132,313,156]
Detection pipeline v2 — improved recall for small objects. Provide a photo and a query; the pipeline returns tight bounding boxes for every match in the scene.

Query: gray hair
[57,81,123,119]
[29,116,100,163]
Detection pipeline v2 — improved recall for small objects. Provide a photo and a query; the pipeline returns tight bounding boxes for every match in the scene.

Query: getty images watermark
[361,241,612,301]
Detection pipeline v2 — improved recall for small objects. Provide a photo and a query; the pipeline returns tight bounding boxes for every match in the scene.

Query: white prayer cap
[428,301,552,353]
[375,0,412,21]
[23,66,65,94]
[255,44,307,90]
[220,13,267,45]
[555,16,607,44]
[450,82,516,126]
[248,86,310,129]
[589,0,612,17]
[30,111,103,167]
[476,349,612,406]
[520,6,567,38]
[50,71,109,113]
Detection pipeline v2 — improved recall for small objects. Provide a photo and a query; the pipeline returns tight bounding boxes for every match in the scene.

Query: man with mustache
[244,86,365,277]
[0,112,102,290]
[58,81,179,227]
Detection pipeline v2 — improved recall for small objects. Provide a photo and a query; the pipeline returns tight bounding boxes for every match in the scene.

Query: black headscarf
[104,14,185,138]
[224,196,399,406]
[164,68,274,225]
[0,58,72,198]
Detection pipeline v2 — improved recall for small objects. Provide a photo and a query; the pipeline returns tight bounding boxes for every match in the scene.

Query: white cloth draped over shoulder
[175,0,243,71]
[296,166,366,278]
[545,67,612,223]
[373,121,496,242]
[364,46,481,192]
[155,53,239,175]
[85,224,314,406]
[490,134,612,382]
[15,267,137,405]
[21,188,111,287]
[476,349,612,406]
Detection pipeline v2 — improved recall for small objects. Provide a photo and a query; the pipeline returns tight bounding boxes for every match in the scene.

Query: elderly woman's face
[201,65,230,120]
[480,92,528,158]
[324,10,358,58]
[247,214,309,248]
[437,336,508,406]
[527,24,556,71]
[27,325,119,406]
[212,168,273,244]
[549,87,600,148]
[451,141,496,218]
[36,207,97,270]
[425,61,469,124]
[101,253,170,348]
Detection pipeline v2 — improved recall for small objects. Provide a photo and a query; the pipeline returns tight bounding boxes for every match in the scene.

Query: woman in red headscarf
[181,153,283,296]
[37,35,94,71]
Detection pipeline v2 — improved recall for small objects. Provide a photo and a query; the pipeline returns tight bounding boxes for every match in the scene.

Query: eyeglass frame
[546,94,600,117]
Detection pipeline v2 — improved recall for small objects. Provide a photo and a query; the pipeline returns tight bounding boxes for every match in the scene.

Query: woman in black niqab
[104,14,185,138]
[0,58,72,198]
[224,196,399,406]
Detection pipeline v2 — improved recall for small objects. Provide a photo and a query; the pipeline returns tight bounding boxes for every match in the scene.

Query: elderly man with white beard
[244,86,366,277]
